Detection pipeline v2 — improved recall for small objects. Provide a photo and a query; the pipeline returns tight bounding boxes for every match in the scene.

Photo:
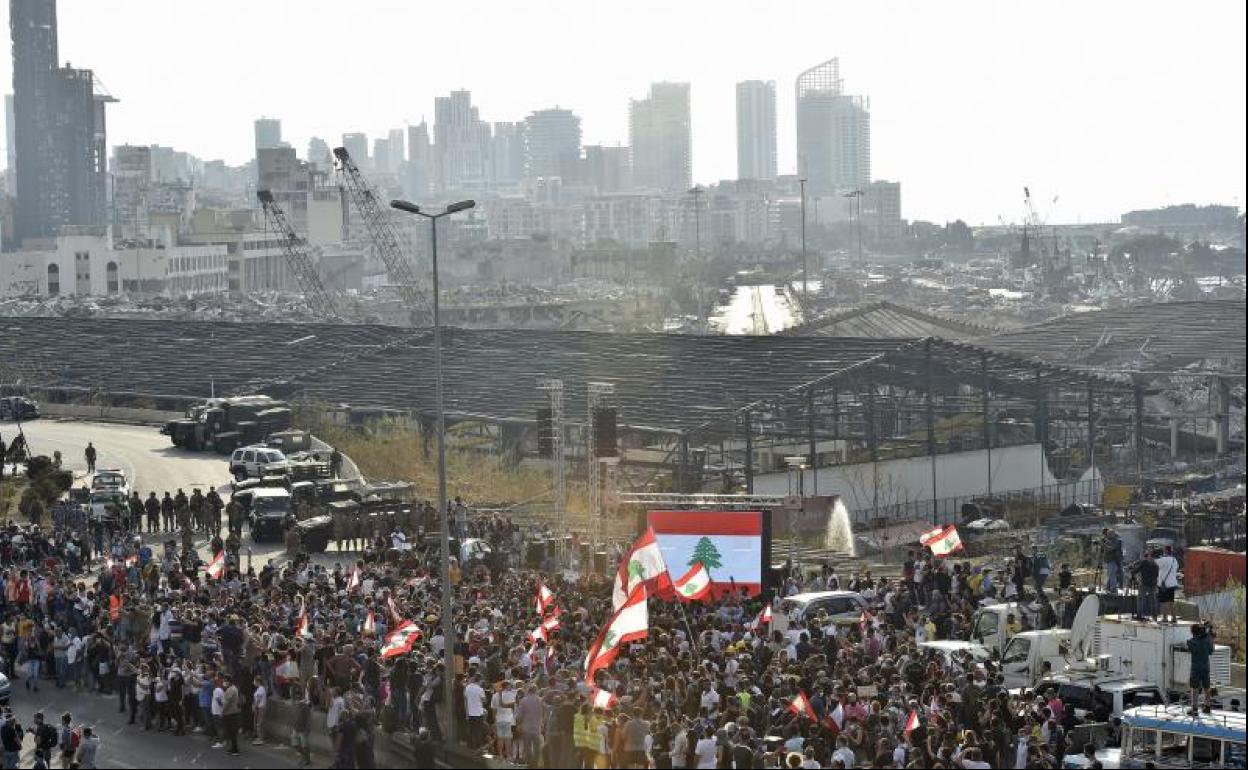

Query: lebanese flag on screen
[904,709,920,736]
[589,686,619,711]
[585,584,648,683]
[535,582,555,616]
[920,525,964,557]
[673,563,712,602]
[612,528,669,610]
[789,691,817,720]
[206,551,226,580]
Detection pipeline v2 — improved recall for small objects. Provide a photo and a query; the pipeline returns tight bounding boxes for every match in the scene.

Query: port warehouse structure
[0,301,1241,523]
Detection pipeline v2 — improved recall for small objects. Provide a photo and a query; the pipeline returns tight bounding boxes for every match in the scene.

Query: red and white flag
[125,555,139,568]
[749,605,773,630]
[380,621,422,659]
[386,594,402,623]
[585,584,649,684]
[828,702,844,730]
[903,709,920,736]
[295,601,312,639]
[673,563,712,602]
[362,610,376,636]
[788,690,817,720]
[588,686,619,710]
[347,566,361,592]
[529,612,561,644]
[612,528,669,610]
[206,551,226,580]
[920,525,964,557]
[535,582,555,616]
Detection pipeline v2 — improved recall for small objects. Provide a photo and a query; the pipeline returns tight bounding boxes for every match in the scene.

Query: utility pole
[689,186,704,333]
[799,178,808,312]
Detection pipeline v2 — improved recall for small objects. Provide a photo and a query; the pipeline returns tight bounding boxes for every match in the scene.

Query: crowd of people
[0,441,1224,770]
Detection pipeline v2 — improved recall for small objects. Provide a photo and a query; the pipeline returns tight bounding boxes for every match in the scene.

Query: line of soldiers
[115,488,227,536]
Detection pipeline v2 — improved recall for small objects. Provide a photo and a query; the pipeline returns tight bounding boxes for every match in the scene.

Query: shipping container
[1184,546,1246,596]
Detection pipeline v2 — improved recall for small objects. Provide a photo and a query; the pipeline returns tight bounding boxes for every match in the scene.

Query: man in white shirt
[464,674,487,748]
[66,633,84,692]
[210,681,226,749]
[831,736,855,768]
[252,676,268,746]
[699,681,721,714]
[1155,546,1181,624]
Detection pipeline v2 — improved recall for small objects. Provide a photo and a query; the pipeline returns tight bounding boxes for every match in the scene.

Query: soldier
[226,497,244,535]
[160,492,175,531]
[145,492,160,533]
[128,493,146,534]
[350,509,365,552]
[189,489,205,533]
[334,508,348,553]
[84,442,97,473]
[206,489,224,536]
[329,447,343,478]
[175,489,191,533]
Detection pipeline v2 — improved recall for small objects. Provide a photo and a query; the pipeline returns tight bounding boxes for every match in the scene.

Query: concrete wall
[753,443,1104,515]
[38,402,183,425]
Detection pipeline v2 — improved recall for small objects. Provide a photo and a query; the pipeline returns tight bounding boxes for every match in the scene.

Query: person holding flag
[535,582,555,616]
[611,528,669,610]
[585,584,649,685]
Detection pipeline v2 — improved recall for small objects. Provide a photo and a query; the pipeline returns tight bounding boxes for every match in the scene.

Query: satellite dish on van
[1069,594,1100,661]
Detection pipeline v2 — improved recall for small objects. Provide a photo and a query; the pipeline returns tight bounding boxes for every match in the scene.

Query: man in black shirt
[1132,550,1160,621]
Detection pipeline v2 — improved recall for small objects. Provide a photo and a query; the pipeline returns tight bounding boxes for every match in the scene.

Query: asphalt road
[7,681,312,769]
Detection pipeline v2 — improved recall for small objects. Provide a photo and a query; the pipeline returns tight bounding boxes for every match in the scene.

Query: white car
[91,468,130,499]
[229,446,290,481]
[780,591,870,626]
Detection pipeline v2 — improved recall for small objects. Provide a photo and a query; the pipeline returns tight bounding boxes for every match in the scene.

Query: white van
[229,445,290,480]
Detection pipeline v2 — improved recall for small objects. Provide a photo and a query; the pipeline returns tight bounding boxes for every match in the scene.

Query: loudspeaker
[536,408,554,458]
[592,407,618,457]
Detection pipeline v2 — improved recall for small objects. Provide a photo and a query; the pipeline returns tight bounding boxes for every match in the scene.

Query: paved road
[7,681,313,768]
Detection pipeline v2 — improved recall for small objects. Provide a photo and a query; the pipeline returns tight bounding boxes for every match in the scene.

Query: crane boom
[256,189,339,319]
[332,147,431,322]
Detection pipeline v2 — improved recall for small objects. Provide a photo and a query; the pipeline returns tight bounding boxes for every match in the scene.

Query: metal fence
[849,477,1104,529]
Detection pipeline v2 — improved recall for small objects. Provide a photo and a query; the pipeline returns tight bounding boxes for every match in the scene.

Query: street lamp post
[390,197,475,747]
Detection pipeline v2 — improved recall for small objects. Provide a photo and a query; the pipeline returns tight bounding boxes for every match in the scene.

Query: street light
[389,196,475,746]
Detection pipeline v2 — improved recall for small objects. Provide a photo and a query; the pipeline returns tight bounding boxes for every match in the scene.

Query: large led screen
[647,510,765,597]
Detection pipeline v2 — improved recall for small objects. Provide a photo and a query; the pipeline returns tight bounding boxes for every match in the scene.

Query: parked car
[780,591,870,626]
[89,490,127,523]
[229,445,290,481]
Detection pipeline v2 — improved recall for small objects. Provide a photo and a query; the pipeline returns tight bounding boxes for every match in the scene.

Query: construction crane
[332,147,431,323]
[256,189,339,319]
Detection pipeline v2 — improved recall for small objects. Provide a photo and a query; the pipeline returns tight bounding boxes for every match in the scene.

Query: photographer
[1128,549,1159,621]
[1100,528,1123,593]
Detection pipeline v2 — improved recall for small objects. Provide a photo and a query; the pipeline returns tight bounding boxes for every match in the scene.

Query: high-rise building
[373,137,393,176]
[735,80,777,181]
[404,122,431,199]
[629,82,692,192]
[795,58,870,195]
[254,117,282,152]
[387,128,406,171]
[9,0,113,244]
[582,145,630,194]
[862,180,902,239]
[307,136,332,168]
[523,108,581,182]
[489,121,525,187]
[434,90,490,193]
[341,132,369,169]
[111,144,151,240]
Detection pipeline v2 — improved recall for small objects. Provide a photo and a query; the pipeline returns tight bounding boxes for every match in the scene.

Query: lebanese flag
[380,621,422,659]
[788,691,817,720]
[589,686,619,711]
[347,566,361,592]
[827,702,844,730]
[206,550,226,580]
[109,594,123,621]
[362,611,376,636]
[386,595,402,623]
[125,555,139,568]
[920,525,964,557]
[535,582,555,616]
[903,709,920,736]
[673,563,712,602]
[295,598,312,639]
[749,605,772,630]
[612,528,669,610]
[585,584,649,684]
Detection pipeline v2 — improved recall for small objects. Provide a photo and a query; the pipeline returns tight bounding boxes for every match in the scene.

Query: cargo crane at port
[256,190,339,319]
[332,147,431,325]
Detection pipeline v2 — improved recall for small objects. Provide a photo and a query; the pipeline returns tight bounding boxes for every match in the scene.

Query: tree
[688,536,723,571]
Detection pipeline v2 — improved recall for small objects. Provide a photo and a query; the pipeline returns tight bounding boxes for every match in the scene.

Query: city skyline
[0,0,1244,224]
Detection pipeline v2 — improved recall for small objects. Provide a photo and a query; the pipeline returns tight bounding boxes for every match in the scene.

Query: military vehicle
[161,395,293,453]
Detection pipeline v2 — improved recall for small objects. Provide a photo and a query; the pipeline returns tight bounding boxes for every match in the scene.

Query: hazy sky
[3,0,1244,224]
